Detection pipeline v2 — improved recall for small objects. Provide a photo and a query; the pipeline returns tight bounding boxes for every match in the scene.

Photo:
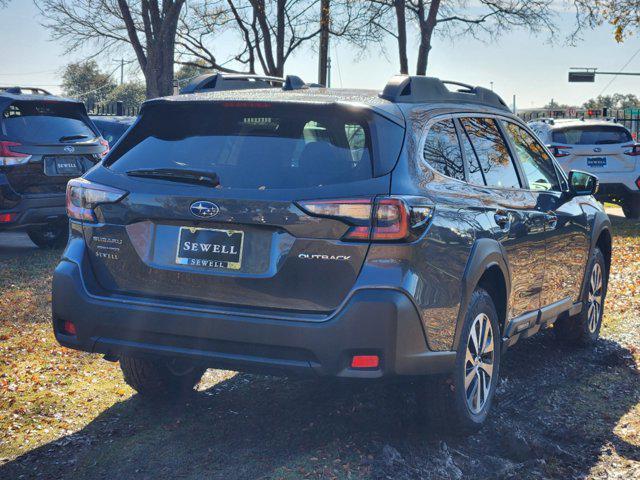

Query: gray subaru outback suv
[52,75,611,432]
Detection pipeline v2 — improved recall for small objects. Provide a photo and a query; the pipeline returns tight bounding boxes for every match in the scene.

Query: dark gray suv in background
[52,76,611,432]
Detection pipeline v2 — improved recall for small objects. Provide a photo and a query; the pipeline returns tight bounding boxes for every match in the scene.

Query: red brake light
[0,141,32,166]
[351,355,379,369]
[62,320,77,336]
[66,178,127,222]
[99,138,110,158]
[623,144,640,157]
[298,197,432,242]
[550,145,572,158]
[0,213,17,223]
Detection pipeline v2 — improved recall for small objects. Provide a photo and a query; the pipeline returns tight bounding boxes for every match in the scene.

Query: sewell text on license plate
[587,157,607,167]
[175,227,244,270]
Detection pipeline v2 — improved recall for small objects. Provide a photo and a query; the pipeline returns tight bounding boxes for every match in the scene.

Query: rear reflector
[62,320,77,336]
[351,355,380,369]
[0,213,17,223]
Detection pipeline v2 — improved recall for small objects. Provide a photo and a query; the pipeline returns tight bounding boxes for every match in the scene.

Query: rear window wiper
[126,168,220,187]
[59,134,90,142]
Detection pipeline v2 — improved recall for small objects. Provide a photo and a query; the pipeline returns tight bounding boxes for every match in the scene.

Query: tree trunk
[394,0,408,74]
[318,0,330,85]
[415,0,440,76]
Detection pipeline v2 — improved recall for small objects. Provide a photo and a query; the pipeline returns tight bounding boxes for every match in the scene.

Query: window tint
[460,117,520,189]
[423,119,465,180]
[1,101,95,144]
[505,122,560,191]
[552,125,632,145]
[107,104,376,189]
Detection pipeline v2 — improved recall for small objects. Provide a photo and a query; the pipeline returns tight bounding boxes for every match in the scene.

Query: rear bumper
[52,257,455,379]
[0,176,67,230]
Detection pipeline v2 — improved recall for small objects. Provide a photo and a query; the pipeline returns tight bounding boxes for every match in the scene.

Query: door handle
[494,210,511,229]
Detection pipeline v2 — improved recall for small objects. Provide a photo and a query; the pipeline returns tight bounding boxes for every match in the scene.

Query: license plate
[175,227,244,270]
[587,157,607,167]
[44,156,84,176]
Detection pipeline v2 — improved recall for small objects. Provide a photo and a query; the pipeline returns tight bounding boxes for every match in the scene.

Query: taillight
[0,213,17,223]
[298,197,433,242]
[99,138,110,158]
[0,141,32,166]
[623,144,640,156]
[66,178,127,222]
[549,145,572,158]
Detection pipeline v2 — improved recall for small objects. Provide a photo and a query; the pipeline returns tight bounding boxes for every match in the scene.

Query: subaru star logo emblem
[190,201,220,218]
[64,146,75,153]
[593,147,602,153]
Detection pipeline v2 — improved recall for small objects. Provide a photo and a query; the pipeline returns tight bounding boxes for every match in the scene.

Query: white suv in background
[529,118,640,219]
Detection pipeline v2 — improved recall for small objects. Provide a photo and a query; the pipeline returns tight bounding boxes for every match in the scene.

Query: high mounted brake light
[0,141,32,166]
[298,197,433,242]
[66,178,127,222]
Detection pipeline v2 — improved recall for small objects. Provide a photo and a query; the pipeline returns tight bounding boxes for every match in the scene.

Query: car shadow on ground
[1,329,638,480]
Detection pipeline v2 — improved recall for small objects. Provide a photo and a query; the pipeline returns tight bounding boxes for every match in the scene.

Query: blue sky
[1,1,638,108]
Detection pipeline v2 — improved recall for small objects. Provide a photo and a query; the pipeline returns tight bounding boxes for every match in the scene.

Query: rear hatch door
[82,101,404,314]
[0,100,103,194]
[552,124,636,173]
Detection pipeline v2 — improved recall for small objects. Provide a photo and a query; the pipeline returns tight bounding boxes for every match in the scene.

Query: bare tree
[368,0,557,75]
[37,0,187,98]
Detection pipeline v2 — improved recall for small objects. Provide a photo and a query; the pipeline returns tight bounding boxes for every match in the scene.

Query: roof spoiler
[180,73,308,94]
[0,86,53,96]
[379,75,509,111]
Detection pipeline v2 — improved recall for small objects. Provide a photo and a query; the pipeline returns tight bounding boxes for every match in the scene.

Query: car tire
[27,223,69,249]
[120,356,205,397]
[554,248,607,346]
[621,196,640,220]
[420,288,501,434]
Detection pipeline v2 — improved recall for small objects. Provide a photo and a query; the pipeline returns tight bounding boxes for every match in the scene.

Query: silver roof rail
[379,75,509,111]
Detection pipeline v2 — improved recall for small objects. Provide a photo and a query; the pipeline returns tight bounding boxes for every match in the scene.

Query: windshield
[552,125,632,145]
[1,101,96,144]
[107,103,379,189]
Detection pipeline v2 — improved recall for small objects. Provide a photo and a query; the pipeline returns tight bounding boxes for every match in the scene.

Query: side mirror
[568,170,599,196]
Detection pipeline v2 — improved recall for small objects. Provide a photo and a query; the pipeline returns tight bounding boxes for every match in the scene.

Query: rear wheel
[120,356,205,398]
[27,222,68,249]
[621,196,640,220]
[555,248,607,346]
[420,288,501,434]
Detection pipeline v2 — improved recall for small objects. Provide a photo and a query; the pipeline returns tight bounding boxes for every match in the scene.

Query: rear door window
[422,119,465,181]
[552,125,632,145]
[504,122,560,191]
[1,101,95,144]
[460,117,521,189]
[107,104,384,189]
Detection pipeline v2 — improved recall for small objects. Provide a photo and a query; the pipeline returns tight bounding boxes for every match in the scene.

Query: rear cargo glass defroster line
[106,103,400,189]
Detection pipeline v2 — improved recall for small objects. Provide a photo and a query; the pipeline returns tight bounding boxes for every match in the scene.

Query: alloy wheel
[587,263,603,333]
[464,313,495,414]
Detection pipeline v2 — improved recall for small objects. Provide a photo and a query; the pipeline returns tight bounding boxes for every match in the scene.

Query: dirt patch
[0,214,638,480]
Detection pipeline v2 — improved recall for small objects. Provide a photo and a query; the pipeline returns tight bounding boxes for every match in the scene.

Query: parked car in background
[528,118,640,218]
[0,87,108,247]
[52,76,611,433]
[90,116,136,147]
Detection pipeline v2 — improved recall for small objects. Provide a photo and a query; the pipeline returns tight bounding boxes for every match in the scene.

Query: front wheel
[421,288,501,433]
[554,248,607,346]
[27,223,69,249]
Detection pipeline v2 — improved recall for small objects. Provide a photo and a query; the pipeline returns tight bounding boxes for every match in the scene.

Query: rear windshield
[106,103,392,189]
[93,120,131,146]
[552,125,632,145]
[0,101,96,144]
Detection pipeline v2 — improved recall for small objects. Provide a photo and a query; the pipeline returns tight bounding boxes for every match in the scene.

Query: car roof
[531,118,628,130]
[90,115,136,124]
[0,90,83,105]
